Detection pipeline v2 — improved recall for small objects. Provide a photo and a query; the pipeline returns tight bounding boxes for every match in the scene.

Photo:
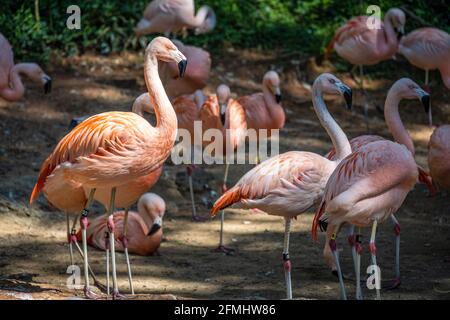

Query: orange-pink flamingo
[30,37,187,299]
[312,139,418,299]
[326,8,405,121]
[324,78,433,295]
[428,125,450,192]
[211,73,352,299]
[135,0,216,37]
[0,32,51,101]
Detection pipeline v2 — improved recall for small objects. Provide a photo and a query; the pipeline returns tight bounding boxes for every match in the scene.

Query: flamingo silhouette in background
[0,32,51,101]
[326,8,405,123]
[78,193,166,256]
[30,37,187,299]
[159,40,211,100]
[135,0,216,37]
[211,73,352,299]
[324,78,433,294]
[428,125,450,192]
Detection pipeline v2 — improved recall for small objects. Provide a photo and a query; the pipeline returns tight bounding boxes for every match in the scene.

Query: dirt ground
[0,48,449,300]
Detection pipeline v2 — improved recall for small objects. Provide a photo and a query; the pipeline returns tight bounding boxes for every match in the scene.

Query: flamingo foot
[84,286,100,300]
[212,245,235,255]
[389,277,401,290]
[112,289,127,300]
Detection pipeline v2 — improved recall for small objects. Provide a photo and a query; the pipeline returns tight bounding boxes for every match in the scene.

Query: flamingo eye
[329,78,336,84]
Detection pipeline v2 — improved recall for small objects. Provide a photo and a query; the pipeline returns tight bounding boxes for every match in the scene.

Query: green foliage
[0,0,448,65]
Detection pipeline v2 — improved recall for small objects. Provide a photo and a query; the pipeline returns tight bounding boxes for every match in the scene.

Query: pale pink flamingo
[29,37,187,298]
[312,139,418,300]
[77,193,165,256]
[159,40,211,99]
[211,73,352,299]
[428,125,450,192]
[326,8,405,121]
[0,32,51,101]
[323,78,433,295]
[135,0,216,37]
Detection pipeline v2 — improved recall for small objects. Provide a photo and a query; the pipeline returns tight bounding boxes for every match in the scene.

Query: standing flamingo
[78,193,166,256]
[211,73,352,299]
[29,37,187,298]
[323,78,433,294]
[312,140,418,300]
[428,125,450,192]
[135,0,216,37]
[326,8,405,122]
[0,32,51,101]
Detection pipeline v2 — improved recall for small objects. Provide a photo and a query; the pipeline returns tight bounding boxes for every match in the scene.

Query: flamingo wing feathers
[225,98,247,149]
[144,0,191,20]
[400,28,450,60]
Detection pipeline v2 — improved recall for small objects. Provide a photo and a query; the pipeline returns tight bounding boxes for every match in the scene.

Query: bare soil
[0,49,449,300]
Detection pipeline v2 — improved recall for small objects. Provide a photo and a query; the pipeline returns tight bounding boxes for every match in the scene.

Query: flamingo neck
[144,54,177,139]
[0,64,25,101]
[383,11,398,52]
[384,91,415,155]
[312,87,351,162]
[189,6,210,28]
[262,83,285,129]
[441,65,450,90]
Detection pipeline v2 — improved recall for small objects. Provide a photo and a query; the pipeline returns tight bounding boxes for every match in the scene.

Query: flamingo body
[428,125,450,191]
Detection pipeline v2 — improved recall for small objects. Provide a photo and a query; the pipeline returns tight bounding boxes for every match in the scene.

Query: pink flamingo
[159,40,211,100]
[428,125,450,192]
[0,32,51,101]
[135,0,216,37]
[211,73,352,299]
[78,193,165,256]
[326,8,405,120]
[312,138,418,299]
[30,37,187,298]
[323,78,433,295]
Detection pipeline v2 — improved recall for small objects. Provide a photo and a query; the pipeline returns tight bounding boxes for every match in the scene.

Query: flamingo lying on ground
[428,125,450,192]
[0,32,51,101]
[159,40,211,100]
[211,73,352,299]
[326,8,405,123]
[30,37,187,299]
[135,0,216,37]
[78,193,165,256]
[324,78,433,295]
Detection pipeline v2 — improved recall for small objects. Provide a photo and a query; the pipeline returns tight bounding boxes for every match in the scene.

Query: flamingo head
[138,193,166,236]
[194,6,217,35]
[20,63,52,94]
[387,8,406,38]
[315,73,352,110]
[390,78,431,123]
[216,84,231,122]
[147,37,188,77]
[263,71,282,104]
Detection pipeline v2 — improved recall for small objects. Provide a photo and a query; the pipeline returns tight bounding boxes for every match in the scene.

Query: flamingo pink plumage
[135,0,216,37]
[29,37,187,298]
[428,125,450,191]
[211,73,353,299]
[0,32,51,102]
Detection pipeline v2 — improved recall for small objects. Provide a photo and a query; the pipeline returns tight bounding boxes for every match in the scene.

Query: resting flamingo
[326,8,405,122]
[29,37,187,299]
[428,125,450,192]
[0,32,51,101]
[135,0,216,37]
[312,139,418,300]
[323,78,433,295]
[211,73,352,299]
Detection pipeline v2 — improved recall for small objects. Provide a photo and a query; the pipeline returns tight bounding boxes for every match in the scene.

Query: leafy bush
[0,0,448,65]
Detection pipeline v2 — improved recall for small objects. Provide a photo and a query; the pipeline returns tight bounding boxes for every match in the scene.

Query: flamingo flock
[0,0,446,300]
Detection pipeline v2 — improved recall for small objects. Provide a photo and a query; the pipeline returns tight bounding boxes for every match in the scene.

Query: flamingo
[237,70,284,163]
[0,32,51,102]
[78,193,165,256]
[428,125,450,192]
[312,141,418,300]
[211,73,352,299]
[323,78,433,294]
[135,0,216,37]
[326,8,405,122]
[29,37,187,299]
[159,40,211,100]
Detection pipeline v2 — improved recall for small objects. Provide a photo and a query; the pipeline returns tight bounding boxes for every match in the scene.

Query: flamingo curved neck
[262,84,284,128]
[384,92,415,155]
[312,86,351,162]
[190,6,210,28]
[0,65,25,101]
[383,11,398,53]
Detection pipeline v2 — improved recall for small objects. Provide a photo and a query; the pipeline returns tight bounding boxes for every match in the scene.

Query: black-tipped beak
[148,223,161,236]
[275,94,282,104]
[178,59,188,78]
[338,84,352,110]
[421,94,430,114]
[44,77,52,94]
[220,112,226,126]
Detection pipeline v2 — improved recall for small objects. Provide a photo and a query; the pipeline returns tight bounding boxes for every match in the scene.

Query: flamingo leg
[66,213,74,267]
[369,219,381,300]
[105,232,110,296]
[72,240,107,293]
[283,218,293,299]
[107,187,123,299]
[355,227,363,300]
[359,65,370,131]
[80,188,97,299]
[347,225,357,274]
[424,69,433,126]
[187,165,206,222]
[329,232,347,300]
[122,207,135,295]
[390,215,401,289]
